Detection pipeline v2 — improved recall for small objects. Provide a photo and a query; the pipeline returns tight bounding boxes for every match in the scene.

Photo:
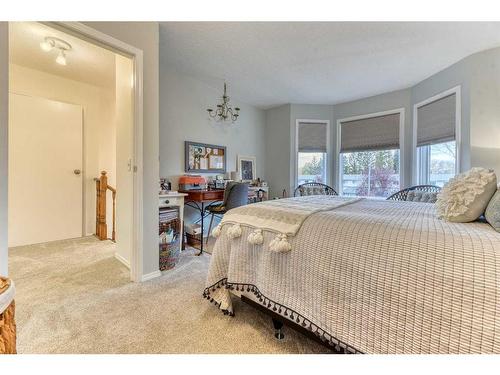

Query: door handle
[74,169,81,175]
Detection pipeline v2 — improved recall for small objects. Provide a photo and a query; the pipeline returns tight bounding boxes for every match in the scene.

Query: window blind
[298,122,327,153]
[340,113,400,153]
[417,93,456,147]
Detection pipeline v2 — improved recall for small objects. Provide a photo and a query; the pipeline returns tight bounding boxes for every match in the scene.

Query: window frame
[412,86,461,185]
[294,119,331,189]
[336,108,405,196]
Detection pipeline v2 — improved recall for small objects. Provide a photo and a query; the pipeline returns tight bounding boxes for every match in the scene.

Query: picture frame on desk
[185,141,226,173]
[237,155,256,182]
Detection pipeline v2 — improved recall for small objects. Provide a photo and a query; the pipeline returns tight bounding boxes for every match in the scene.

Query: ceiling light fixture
[39,39,54,52]
[207,83,240,123]
[40,36,72,66]
[55,50,67,66]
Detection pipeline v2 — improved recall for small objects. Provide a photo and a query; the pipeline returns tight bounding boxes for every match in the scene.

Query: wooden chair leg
[206,213,215,245]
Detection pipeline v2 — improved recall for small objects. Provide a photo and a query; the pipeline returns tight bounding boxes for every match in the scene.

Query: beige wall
[9,64,116,236]
[0,22,8,276]
[83,22,160,277]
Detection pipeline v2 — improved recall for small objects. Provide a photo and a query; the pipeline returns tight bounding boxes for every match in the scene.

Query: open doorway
[7,22,137,280]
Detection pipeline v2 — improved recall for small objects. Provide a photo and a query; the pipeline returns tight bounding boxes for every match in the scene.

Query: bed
[203,196,500,354]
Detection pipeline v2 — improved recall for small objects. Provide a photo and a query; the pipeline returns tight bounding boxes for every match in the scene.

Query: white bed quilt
[204,197,500,353]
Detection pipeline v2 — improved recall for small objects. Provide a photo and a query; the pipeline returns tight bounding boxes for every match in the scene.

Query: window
[298,152,327,185]
[418,140,456,187]
[341,149,400,197]
[415,90,458,186]
[296,121,328,186]
[339,111,402,198]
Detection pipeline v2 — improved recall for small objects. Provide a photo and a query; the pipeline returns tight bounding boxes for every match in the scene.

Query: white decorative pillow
[436,168,497,222]
[485,186,500,232]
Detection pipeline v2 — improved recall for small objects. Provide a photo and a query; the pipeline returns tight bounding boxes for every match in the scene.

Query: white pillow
[485,185,500,232]
[436,167,497,222]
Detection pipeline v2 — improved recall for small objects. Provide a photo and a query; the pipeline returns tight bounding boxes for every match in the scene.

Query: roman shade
[340,113,400,153]
[298,122,327,153]
[417,93,456,147]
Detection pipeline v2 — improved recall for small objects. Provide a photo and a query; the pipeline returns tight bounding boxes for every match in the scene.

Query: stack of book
[159,207,178,223]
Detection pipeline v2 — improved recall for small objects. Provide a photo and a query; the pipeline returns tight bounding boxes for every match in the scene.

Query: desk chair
[206,182,249,244]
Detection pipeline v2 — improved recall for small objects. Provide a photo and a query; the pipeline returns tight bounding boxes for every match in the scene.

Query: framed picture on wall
[237,155,256,182]
[185,141,226,173]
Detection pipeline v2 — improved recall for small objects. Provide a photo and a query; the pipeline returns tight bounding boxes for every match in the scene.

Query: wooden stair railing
[94,171,116,242]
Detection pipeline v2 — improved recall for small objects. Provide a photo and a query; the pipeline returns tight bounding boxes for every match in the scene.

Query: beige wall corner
[0,22,8,276]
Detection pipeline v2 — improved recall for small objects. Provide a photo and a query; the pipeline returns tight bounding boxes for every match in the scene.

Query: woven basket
[0,277,16,354]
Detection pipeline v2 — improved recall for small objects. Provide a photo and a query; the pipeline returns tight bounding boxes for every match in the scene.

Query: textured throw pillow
[406,191,438,203]
[436,167,497,222]
[421,192,438,203]
[485,187,500,232]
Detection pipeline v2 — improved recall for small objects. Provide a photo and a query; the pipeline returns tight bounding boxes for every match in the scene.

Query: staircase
[94,171,116,241]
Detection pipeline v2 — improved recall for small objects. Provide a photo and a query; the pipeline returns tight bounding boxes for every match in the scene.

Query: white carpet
[8,236,328,353]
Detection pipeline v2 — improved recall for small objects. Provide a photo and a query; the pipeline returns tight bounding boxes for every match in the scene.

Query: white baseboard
[114,252,130,269]
[141,270,162,282]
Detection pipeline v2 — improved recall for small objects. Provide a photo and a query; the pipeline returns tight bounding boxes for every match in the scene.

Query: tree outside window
[341,149,400,197]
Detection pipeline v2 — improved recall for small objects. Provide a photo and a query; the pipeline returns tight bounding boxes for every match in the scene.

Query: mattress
[204,198,500,353]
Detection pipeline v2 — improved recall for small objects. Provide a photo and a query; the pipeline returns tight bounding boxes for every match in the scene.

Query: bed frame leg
[272,318,284,340]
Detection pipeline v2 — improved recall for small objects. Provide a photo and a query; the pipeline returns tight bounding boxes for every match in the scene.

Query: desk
[180,189,224,255]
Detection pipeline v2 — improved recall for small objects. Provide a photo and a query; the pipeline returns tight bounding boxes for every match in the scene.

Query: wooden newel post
[96,171,108,240]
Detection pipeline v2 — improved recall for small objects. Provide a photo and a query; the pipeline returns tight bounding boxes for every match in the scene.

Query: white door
[8,94,83,247]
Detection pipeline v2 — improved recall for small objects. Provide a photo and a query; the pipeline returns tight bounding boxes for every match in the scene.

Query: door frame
[45,22,144,282]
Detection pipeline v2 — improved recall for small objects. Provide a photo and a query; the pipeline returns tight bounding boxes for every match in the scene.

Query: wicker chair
[294,182,338,197]
[386,185,442,202]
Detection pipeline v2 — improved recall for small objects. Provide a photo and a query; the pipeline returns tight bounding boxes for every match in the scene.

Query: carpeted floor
[8,236,329,354]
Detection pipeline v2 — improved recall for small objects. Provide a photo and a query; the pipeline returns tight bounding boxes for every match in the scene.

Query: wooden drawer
[199,191,223,201]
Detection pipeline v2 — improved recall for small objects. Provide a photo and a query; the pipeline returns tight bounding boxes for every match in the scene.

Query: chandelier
[207,83,240,123]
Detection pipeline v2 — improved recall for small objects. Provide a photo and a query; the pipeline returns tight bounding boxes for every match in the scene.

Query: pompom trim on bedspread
[211,223,292,252]
[202,278,361,354]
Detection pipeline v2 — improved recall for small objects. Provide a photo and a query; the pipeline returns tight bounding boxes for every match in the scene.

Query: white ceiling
[160,22,500,109]
[9,22,116,89]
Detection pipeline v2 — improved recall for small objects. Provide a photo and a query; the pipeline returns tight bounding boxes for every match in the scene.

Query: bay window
[339,111,402,198]
[415,90,458,186]
[296,121,328,185]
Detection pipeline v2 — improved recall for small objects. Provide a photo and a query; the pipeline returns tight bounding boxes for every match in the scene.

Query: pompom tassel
[269,233,292,252]
[247,229,264,245]
[211,224,222,238]
[227,224,242,239]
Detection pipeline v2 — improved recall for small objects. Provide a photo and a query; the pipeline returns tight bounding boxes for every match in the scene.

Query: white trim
[141,270,162,282]
[52,22,145,282]
[114,252,130,269]
[294,119,331,190]
[412,85,461,185]
[336,108,405,195]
